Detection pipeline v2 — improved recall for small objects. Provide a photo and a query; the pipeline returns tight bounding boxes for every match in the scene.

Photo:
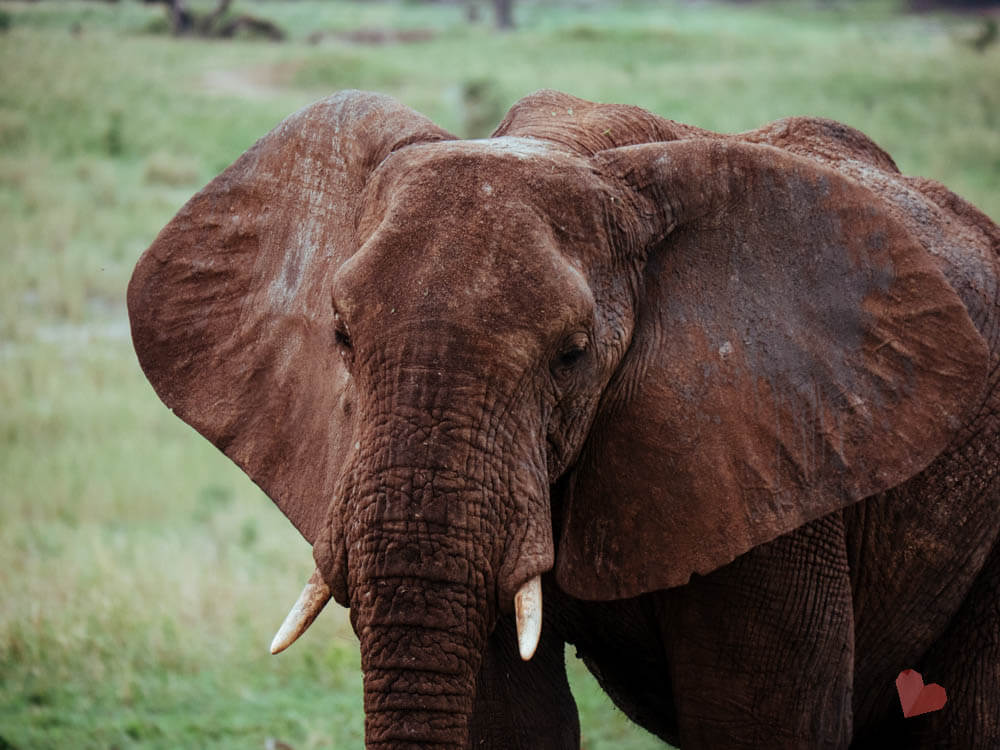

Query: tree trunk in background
[200,0,233,31]
[166,0,231,36]
[161,0,283,41]
[494,0,514,29]
[166,0,193,34]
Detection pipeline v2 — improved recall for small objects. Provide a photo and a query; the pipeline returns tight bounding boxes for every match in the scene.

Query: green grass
[1,0,998,747]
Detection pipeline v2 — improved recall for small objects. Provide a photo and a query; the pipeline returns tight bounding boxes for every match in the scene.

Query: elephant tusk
[514,575,542,661]
[270,568,332,655]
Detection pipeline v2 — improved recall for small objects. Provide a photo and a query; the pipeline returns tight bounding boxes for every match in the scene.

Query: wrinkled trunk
[343,461,519,745]
[337,359,551,748]
[350,488,496,748]
[358,578,486,747]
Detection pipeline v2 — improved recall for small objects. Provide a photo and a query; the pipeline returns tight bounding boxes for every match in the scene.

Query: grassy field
[1,0,998,747]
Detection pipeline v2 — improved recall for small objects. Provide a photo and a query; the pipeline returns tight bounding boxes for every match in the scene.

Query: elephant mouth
[269,567,544,660]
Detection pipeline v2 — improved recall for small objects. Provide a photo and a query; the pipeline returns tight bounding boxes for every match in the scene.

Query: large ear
[557,138,989,600]
[128,91,454,544]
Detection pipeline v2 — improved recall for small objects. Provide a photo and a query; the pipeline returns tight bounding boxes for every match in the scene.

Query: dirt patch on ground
[199,62,302,99]
[306,27,436,46]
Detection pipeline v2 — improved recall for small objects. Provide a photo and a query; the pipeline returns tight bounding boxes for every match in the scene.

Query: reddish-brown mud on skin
[126,91,457,549]
[318,134,629,604]
[335,393,548,746]
[127,89,999,749]
[557,139,988,600]
[286,125,631,746]
[356,577,486,747]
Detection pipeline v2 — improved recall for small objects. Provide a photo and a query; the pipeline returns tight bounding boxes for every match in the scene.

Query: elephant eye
[558,346,586,368]
[333,314,353,357]
[552,333,589,378]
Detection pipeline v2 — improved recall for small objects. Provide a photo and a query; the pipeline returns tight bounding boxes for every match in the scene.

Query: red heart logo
[896,669,947,718]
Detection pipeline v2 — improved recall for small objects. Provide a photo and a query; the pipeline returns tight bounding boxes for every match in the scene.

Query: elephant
[127,89,1000,749]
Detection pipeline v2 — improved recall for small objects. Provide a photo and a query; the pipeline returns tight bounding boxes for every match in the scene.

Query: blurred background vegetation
[1,0,998,748]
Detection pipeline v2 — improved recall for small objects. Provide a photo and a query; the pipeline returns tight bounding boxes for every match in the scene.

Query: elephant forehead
[430,135,557,160]
[372,140,607,249]
[334,155,598,346]
[380,136,591,200]
[344,206,591,329]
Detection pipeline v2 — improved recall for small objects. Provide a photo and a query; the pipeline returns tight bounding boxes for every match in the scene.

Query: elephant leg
[557,593,680,747]
[659,512,854,750]
[908,534,1000,749]
[469,609,580,749]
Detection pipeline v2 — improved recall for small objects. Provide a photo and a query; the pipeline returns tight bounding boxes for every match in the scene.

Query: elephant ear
[557,138,989,600]
[128,91,454,543]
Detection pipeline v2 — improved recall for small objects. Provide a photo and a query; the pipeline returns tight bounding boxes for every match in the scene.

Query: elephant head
[128,90,987,748]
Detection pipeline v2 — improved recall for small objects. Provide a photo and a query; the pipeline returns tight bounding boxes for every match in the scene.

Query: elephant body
[129,90,1000,748]
[475,324,1000,748]
[543,125,1000,749]
[551,440,1000,748]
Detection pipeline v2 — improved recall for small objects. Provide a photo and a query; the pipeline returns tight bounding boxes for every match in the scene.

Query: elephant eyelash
[552,334,589,378]
[557,346,587,369]
[333,314,353,356]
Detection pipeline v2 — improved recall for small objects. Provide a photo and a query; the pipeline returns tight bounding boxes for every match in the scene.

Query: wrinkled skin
[128,90,1000,749]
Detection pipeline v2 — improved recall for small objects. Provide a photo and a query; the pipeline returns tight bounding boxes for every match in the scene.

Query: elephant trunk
[357,582,484,747]
[344,458,549,746]
[320,364,554,748]
[350,517,494,749]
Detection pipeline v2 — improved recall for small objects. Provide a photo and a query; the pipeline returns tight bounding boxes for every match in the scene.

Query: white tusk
[270,568,332,655]
[514,575,542,661]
